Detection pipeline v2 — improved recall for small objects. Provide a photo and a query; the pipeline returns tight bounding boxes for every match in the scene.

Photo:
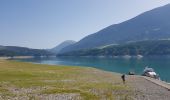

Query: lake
[16,56,170,82]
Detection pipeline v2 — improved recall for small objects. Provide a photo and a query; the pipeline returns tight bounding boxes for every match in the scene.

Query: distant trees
[0,46,54,57]
[58,40,170,56]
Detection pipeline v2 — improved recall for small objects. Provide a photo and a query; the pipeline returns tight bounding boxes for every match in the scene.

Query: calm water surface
[17,56,170,82]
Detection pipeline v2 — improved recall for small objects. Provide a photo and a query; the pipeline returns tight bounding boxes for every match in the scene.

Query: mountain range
[1,4,170,57]
[0,46,53,57]
[59,4,170,54]
[58,40,170,56]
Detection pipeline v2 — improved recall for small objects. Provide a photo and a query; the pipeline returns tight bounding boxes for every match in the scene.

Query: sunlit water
[16,56,170,82]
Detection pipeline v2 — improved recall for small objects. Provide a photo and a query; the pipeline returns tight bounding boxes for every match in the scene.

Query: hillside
[61,4,170,53]
[58,40,170,56]
[50,40,76,53]
[0,46,54,57]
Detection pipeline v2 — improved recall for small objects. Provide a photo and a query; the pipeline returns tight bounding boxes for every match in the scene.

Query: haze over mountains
[49,40,76,53]
[59,4,170,54]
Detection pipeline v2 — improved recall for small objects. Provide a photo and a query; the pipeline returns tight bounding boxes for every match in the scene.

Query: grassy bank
[0,60,133,100]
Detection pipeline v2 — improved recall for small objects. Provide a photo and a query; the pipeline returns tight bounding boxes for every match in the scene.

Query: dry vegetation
[0,60,133,100]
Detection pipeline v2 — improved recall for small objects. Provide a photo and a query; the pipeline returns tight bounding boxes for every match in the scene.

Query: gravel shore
[127,75,170,100]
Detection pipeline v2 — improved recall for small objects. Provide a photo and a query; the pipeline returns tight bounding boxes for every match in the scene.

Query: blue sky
[1,0,170,49]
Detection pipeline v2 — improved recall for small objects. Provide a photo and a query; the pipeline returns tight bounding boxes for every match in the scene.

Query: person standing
[121,74,126,84]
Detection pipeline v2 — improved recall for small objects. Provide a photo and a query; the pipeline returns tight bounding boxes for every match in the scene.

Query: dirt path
[127,75,170,100]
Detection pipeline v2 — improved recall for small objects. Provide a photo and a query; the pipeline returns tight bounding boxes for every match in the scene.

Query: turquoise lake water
[17,56,170,82]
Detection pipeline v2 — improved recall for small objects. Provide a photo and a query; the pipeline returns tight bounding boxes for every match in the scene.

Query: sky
[0,0,170,49]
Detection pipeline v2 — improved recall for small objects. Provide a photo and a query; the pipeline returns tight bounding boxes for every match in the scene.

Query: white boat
[123,55,131,59]
[142,66,160,79]
[137,55,143,59]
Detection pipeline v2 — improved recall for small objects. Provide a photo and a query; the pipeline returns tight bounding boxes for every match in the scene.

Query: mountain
[58,40,170,56]
[61,4,170,53]
[50,40,76,53]
[0,45,5,49]
[0,46,54,57]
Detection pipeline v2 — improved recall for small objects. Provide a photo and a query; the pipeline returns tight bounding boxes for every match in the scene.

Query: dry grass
[0,60,133,100]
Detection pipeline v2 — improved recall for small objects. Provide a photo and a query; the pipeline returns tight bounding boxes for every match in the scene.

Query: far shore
[0,55,58,60]
[0,56,34,60]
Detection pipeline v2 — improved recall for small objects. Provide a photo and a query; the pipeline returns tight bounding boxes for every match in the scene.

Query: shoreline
[6,57,170,85]
[0,60,170,99]
[5,58,170,86]
[0,56,34,60]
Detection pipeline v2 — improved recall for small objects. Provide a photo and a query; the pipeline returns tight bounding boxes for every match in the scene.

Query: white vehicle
[142,66,160,79]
